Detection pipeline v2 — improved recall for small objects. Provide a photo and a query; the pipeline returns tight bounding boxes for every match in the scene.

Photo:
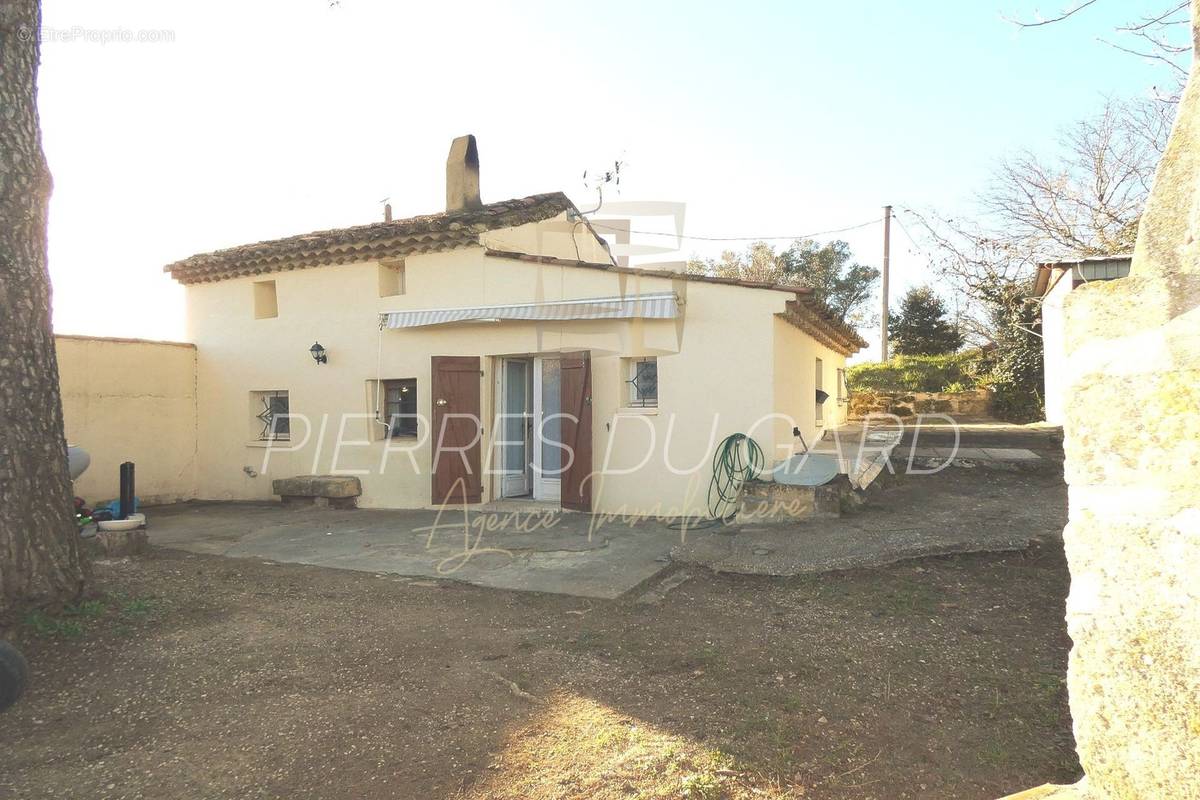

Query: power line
[890,209,930,261]
[585,217,882,243]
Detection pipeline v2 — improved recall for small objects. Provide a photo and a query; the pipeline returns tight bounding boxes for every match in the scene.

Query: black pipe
[119,462,135,520]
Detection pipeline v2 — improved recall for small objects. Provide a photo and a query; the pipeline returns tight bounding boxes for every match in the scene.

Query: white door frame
[532,356,561,503]
[498,357,533,498]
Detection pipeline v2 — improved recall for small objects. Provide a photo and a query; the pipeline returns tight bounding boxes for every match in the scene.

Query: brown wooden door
[559,351,592,512]
[431,356,483,505]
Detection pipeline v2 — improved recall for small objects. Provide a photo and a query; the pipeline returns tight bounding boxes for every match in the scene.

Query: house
[1034,254,1132,425]
[163,136,865,515]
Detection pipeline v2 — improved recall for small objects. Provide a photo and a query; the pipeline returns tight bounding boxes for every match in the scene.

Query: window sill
[246,440,291,448]
[617,406,659,416]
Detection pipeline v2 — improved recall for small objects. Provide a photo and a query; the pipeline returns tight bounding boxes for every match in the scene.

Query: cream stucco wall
[182,214,850,515]
[1041,267,1072,426]
[55,335,198,505]
[772,317,850,458]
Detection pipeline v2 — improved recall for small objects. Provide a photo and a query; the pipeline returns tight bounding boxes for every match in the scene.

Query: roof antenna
[380,197,392,222]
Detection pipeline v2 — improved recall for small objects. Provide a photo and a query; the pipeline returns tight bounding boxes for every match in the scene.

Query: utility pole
[881,205,892,362]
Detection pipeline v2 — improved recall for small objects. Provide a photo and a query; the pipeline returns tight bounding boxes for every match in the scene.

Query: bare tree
[982,96,1171,259]
[0,1,87,612]
[1011,2,1193,103]
[908,96,1171,321]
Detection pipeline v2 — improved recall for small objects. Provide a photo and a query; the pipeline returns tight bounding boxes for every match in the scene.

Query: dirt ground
[1,471,1078,800]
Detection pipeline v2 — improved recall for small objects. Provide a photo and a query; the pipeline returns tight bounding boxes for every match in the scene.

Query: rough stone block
[1063,274,1200,356]
[1057,268,1200,798]
[271,475,362,500]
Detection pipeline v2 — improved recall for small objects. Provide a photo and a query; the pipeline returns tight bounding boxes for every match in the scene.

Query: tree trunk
[0,0,87,612]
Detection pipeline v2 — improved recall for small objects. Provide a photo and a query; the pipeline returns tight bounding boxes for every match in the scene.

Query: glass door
[532,357,562,503]
[499,358,532,497]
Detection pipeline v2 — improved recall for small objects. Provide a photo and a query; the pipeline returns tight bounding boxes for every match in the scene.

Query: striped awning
[381,292,679,329]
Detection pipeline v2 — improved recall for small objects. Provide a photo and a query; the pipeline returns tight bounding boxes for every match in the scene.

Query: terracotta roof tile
[781,297,869,356]
[165,192,575,284]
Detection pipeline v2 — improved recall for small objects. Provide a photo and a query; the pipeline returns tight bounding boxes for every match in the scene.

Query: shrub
[979,284,1045,423]
[847,353,982,393]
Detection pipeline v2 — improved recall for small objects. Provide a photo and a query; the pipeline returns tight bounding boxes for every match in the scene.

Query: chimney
[446,135,482,212]
[384,202,392,222]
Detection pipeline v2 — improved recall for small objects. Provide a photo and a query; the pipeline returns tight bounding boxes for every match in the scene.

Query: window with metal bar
[253,390,290,440]
[626,357,658,408]
[383,378,418,437]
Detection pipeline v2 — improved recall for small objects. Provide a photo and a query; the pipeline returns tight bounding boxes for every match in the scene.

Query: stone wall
[848,388,990,420]
[1004,4,1200,797]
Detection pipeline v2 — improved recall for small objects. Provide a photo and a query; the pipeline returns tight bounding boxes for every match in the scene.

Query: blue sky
[38,0,1177,345]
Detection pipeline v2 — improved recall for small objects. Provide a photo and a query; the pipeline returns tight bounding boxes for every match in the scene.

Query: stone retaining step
[272,475,362,509]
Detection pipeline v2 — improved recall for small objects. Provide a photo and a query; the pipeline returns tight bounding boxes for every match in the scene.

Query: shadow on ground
[1,465,1078,799]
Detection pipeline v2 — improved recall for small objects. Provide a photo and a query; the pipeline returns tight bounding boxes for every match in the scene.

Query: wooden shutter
[430,356,482,505]
[559,351,593,512]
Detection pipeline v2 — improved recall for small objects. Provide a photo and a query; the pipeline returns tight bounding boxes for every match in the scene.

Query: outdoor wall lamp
[815,389,829,404]
[309,342,327,365]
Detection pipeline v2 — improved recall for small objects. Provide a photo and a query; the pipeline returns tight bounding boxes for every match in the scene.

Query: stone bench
[272,475,361,509]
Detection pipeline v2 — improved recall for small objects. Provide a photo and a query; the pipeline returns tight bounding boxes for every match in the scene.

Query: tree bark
[0,0,87,612]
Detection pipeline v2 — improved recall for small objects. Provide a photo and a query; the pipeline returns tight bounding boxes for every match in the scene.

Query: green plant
[22,610,85,638]
[121,597,158,616]
[19,594,162,638]
[847,353,982,393]
[680,771,723,799]
[70,599,108,618]
[889,285,964,355]
[980,284,1044,423]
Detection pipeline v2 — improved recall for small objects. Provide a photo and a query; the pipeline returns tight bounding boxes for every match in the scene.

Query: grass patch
[22,610,86,638]
[121,596,159,616]
[679,771,722,799]
[847,352,983,393]
[21,594,163,638]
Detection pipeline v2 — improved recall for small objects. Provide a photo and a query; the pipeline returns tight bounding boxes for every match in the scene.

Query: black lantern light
[309,342,327,365]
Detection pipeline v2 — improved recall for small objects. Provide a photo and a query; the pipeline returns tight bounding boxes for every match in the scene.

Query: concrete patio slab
[672,467,1065,577]
[143,455,1065,599]
[147,502,693,600]
[982,448,1041,461]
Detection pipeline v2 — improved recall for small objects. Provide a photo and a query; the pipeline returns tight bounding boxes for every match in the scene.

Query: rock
[273,475,361,509]
[272,474,361,498]
[1007,19,1200,800]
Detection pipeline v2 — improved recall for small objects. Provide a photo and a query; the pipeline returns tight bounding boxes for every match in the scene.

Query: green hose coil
[707,433,765,520]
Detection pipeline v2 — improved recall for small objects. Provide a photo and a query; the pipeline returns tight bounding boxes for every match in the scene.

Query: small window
[378,260,405,297]
[382,378,418,437]
[625,357,658,408]
[254,280,278,319]
[836,368,847,404]
[252,390,290,440]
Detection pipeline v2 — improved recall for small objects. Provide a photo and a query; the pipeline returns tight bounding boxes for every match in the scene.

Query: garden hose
[707,433,765,520]
[668,433,765,529]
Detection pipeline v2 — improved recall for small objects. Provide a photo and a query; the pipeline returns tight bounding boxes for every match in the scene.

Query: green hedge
[846,353,984,393]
